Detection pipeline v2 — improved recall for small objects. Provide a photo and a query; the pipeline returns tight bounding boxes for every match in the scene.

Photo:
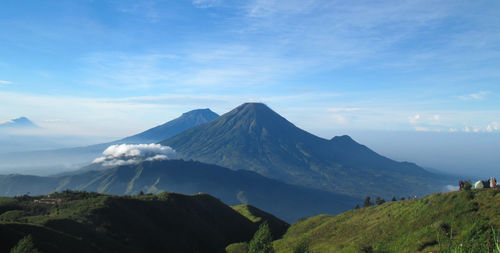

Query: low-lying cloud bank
[93,143,177,166]
[443,184,459,192]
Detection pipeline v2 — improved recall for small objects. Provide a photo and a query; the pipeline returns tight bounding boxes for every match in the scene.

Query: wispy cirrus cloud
[192,0,221,8]
[0,80,12,85]
[458,91,490,100]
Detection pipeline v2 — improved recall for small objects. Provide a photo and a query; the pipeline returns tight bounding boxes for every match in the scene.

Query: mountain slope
[0,159,359,222]
[0,191,261,253]
[162,102,444,198]
[273,188,500,252]
[119,108,218,144]
[0,109,218,175]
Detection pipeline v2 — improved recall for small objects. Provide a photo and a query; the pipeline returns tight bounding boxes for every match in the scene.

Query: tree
[464,181,472,191]
[10,235,41,253]
[391,196,397,202]
[400,196,405,200]
[363,196,373,207]
[375,197,385,205]
[248,222,275,253]
[355,204,360,209]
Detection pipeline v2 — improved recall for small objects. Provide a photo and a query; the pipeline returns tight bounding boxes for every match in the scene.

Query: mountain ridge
[0,159,359,222]
[162,102,446,198]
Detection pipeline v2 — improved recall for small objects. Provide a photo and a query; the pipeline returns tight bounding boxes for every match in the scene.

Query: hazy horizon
[0,107,498,179]
[1,1,499,178]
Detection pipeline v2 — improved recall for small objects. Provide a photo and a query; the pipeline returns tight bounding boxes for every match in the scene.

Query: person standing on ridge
[491,177,497,188]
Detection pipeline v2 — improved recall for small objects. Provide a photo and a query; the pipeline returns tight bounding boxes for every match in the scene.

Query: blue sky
[1,0,499,138]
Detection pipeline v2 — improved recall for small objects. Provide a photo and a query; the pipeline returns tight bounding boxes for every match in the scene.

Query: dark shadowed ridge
[0,159,359,222]
[0,191,266,253]
[162,102,449,198]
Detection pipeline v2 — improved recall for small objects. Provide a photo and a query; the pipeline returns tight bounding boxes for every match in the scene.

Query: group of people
[458,177,497,190]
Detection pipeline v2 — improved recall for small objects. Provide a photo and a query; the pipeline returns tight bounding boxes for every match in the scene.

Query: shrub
[10,235,41,253]
[363,196,373,207]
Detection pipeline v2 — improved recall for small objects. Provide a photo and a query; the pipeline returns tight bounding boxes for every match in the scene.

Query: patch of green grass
[226,242,249,253]
[274,188,500,253]
[233,205,263,223]
[231,204,289,240]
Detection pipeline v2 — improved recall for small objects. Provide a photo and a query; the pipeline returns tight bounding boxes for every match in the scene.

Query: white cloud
[415,126,430,132]
[145,154,168,161]
[464,126,471,132]
[192,0,221,8]
[488,122,500,131]
[93,143,176,166]
[458,91,490,100]
[443,185,459,192]
[0,80,12,85]
[328,107,360,112]
[409,114,420,124]
[433,115,440,121]
[0,119,14,124]
[331,114,347,124]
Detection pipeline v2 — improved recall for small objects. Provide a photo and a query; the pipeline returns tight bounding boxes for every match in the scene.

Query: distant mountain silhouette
[162,102,448,198]
[0,117,39,129]
[0,159,358,222]
[119,109,218,144]
[0,109,219,174]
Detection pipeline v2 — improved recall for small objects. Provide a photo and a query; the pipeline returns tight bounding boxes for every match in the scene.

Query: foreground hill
[162,102,449,198]
[0,159,359,222]
[273,188,500,253]
[0,109,218,175]
[0,191,285,253]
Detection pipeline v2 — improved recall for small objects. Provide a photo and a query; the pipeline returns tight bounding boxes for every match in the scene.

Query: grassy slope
[232,204,289,239]
[0,191,260,253]
[227,205,290,253]
[274,188,500,253]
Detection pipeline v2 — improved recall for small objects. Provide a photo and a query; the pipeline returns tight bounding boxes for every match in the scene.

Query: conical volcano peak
[0,116,39,128]
[235,102,273,114]
[226,102,294,132]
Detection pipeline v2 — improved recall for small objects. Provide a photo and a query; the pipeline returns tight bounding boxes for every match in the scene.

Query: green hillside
[0,159,358,222]
[273,188,500,253]
[0,191,271,253]
[232,204,289,239]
